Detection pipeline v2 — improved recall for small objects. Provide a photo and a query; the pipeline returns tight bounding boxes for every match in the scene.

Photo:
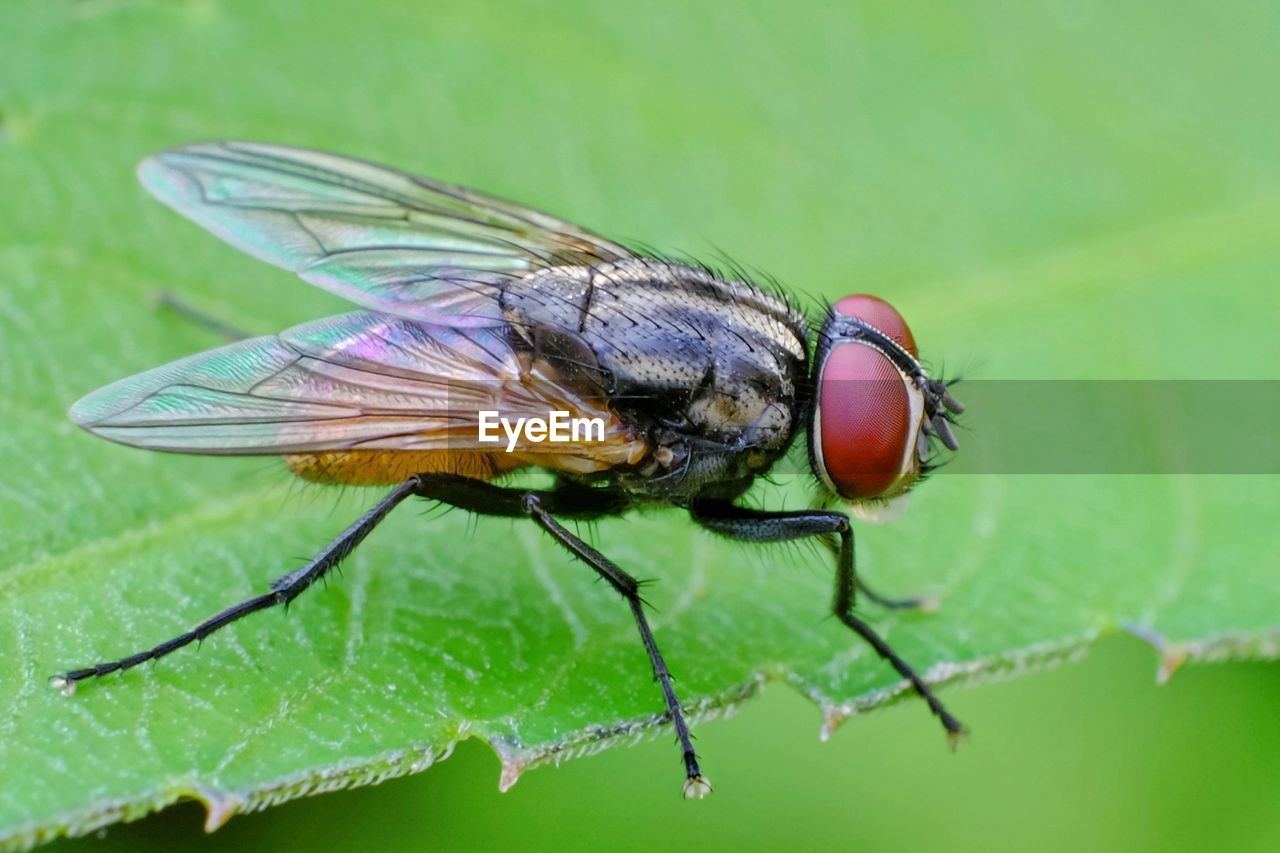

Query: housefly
[56,142,966,797]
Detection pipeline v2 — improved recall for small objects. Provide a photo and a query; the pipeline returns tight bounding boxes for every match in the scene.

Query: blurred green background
[2,0,1278,851]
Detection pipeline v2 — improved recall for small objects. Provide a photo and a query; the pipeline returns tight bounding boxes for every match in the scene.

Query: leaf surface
[1,0,1278,848]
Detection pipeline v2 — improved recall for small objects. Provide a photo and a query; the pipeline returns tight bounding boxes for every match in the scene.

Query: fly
[55,141,966,797]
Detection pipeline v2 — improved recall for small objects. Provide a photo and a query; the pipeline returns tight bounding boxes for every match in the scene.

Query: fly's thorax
[502,259,809,472]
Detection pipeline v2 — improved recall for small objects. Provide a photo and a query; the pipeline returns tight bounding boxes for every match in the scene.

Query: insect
[56,141,966,797]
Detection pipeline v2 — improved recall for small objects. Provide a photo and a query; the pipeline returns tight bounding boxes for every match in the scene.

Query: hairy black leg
[52,476,423,694]
[407,476,703,793]
[53,474,624,694]
[56,469,704,790]
[692,500,964,743]
[817,532,939,611]
[520,493,708,798]
[853,579,938,612]
[154,291,252,341]
[408,473,630,520]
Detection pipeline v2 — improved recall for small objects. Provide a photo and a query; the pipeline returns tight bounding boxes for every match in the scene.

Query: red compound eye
[834,294,917,357]
[814,294,925,501]
[815,341,915,500]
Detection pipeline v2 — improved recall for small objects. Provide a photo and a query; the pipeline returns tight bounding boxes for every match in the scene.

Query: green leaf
[2,0,1278,848]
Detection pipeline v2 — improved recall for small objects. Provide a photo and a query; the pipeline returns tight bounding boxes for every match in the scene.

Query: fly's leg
[56,469,706,795]
[51,476,424,693]
[51,473,617,687]
[853,579,938,612]
[406,475,708,798]
[692,500,965,744]
[154,291,252,341]
[523,495,709,798]
[818,532,939,612]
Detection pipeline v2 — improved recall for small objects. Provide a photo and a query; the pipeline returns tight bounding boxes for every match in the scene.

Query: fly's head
[809,295,964,522]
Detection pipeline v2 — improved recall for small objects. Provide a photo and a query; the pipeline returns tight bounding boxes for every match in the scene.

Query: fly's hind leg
[408,475,709,798]
[52,476,424,693]
[693,500,965,744]
[153,291,252,341]
[54,471,710,795]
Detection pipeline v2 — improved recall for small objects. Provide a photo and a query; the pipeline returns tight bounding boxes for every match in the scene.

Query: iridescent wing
[70,311,647,475]
[138,141,635,326]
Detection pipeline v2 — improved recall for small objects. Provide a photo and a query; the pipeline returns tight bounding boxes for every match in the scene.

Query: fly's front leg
[691,500,965,744]
[817,532,940,612]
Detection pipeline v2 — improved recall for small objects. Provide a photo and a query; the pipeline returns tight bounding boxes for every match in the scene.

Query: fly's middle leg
[406,475,708,797]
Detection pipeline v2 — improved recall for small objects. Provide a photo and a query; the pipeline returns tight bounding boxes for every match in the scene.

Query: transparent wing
[69,311,644,469]
[138,141,635,326]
